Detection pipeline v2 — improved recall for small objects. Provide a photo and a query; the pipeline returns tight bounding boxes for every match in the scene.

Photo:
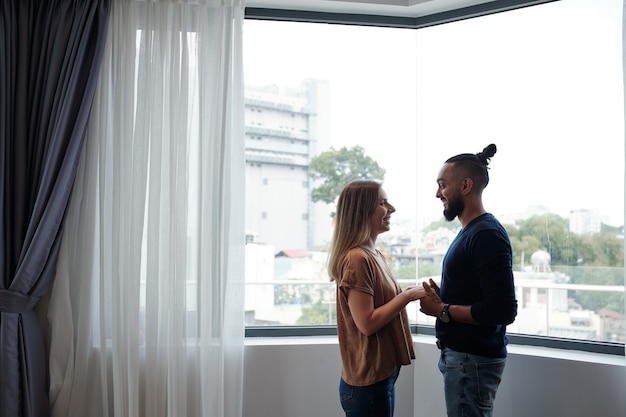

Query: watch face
[440,305,450,323]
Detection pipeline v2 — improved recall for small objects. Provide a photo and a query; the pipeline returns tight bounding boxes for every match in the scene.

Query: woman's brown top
[336,247,415,386]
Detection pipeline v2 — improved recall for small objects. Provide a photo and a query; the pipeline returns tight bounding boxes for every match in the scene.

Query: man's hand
[427,278,440,295]
[419,278,445,317]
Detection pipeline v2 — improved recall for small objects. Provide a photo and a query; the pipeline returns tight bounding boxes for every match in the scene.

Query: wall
[243,335,626,417]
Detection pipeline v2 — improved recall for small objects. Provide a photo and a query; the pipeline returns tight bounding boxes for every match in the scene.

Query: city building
[244,80,332,253]
[570,208,602,235]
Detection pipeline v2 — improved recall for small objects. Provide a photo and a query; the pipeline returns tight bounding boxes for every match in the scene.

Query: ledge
[245,334,626,367]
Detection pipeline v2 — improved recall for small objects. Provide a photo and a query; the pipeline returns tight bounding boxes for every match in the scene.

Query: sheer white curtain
[623,0,626,376]
[46,0,246,416]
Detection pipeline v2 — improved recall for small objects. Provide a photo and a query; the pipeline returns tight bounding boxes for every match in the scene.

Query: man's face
[436,163,465,221]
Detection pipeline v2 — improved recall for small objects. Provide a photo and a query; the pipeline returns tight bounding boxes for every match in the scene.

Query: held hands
[402,284,426,302]
[419,278,445,317]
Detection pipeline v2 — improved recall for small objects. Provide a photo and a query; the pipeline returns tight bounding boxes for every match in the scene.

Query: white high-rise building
[245,80,332,254]
[569,208,602,235]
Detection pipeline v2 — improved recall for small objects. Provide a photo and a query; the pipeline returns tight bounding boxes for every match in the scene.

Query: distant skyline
[243,0,624,228]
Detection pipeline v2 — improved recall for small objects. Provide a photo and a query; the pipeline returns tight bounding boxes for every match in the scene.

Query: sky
[242,0,624,228]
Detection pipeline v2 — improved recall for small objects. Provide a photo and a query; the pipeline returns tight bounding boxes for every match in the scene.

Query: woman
[328,180,425,417]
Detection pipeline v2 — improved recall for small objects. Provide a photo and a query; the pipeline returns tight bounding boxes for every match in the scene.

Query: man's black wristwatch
[439,304,451,323]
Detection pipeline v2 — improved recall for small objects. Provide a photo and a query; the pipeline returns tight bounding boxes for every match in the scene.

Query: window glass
[413,0,624,344]
[242,0,624,345]
[243,21,419,327]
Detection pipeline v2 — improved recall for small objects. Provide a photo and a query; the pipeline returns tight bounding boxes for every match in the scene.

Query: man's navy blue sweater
[436,213,518,358]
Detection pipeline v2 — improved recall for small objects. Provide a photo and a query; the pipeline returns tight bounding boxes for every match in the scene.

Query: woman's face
[370,187,395,237]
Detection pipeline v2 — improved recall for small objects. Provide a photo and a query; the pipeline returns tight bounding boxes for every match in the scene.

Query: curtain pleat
[0,1,111,417]
[47,0,246,416]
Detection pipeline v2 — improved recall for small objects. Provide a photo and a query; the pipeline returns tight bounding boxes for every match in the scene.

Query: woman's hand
[402,284,426,302]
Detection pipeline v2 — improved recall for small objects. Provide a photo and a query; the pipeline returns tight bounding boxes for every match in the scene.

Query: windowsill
[245,334,626,367]
[244,334,339,346]
[505,341,626,366]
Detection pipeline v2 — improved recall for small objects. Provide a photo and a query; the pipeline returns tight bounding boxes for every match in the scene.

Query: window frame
[245,0,560,29]
[242,0,625,357]
[245,325,625,356]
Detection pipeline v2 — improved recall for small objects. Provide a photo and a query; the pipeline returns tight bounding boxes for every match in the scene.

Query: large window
[242,0,624,350]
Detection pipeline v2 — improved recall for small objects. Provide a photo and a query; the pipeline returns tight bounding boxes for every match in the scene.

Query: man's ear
[462,177,473,194]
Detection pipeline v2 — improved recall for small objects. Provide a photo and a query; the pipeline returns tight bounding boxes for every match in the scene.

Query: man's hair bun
[476,144,497,166]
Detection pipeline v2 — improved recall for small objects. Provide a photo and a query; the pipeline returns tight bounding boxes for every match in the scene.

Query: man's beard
[443,194,464,221]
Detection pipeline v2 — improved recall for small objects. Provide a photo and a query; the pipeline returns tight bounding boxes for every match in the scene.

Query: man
[420,144,518,417]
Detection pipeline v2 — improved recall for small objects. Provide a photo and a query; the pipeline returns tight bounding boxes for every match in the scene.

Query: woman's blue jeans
[438,347,506,417]
[339,367,400,417]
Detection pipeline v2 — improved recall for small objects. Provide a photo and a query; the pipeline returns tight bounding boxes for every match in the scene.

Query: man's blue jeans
[339,367,400,417]
[438,347,506,417]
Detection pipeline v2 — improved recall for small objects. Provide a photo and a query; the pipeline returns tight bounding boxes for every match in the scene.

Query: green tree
[296,301,336,325]
[508,234,543,270]
[578,232,624,267]
[393,262,417,282]
[308,146,386,205]
[417,261,442,280]
[516,214,580,265]
[601,223,623,235]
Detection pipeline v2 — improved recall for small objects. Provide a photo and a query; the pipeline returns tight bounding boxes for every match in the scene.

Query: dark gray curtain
[0,1,111,416]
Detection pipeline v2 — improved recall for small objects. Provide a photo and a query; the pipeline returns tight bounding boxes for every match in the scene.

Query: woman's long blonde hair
[328,180,381,282]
